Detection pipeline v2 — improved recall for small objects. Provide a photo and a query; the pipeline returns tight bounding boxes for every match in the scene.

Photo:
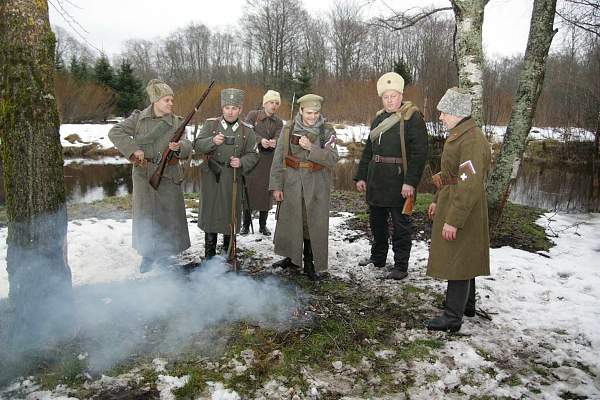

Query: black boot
[387,268,408,280]
[427,280,469,332]
[240,211,251,236]
[303,239,318,281]
[465,278,476,317]
[204,233,217,259]
[259,211,271,235]
[139,257,155,273]
[272,257,298,269]
[222,235,231,256]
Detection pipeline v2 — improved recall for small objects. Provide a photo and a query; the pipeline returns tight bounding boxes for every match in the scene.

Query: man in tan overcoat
[109,79,192,273]
[269,94,339,280]
[426,87,492,332]
[241,90,283,236]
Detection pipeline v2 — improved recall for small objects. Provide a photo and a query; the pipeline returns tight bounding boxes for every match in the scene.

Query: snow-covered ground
[1,209,599,399]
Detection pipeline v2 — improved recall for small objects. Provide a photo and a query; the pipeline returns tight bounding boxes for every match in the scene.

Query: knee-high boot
[427,280,469,332]
[205,233,217,259]
[303,239,317,281]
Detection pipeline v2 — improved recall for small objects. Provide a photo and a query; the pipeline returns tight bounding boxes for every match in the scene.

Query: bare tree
[487,0,558,225]
[557,0,600,37]
[0,0,73,343]
[329,0,369,80]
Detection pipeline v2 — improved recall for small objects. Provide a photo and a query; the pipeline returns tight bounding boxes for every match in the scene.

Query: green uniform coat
[244,110,283,211]
[194,117,259,234]
[427,118,492,280]
[108,105,192,258]
[269,118,339,272]
[354,107,429,207]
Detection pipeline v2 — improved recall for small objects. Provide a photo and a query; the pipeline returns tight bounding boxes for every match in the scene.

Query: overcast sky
[49,0,560,60]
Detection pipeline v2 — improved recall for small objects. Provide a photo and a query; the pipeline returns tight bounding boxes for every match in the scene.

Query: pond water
[0,158,598,213]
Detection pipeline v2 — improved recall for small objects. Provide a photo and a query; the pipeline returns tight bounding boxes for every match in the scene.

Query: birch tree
[0,0,73,344]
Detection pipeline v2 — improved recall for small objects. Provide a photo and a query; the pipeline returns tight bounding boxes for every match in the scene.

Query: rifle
[275,92,296,220]
[229,167,239,271]
[241,175,254,234]
[149,80,215,190]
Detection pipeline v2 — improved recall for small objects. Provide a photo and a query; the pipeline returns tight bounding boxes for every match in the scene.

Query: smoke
[0,257,302,380]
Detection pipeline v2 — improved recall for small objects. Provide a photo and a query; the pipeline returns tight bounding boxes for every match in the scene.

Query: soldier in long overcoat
[426,87,492,332]
[355,72,429,280]
[241,90,283,236]
[108,79,192,273]
[269,94,339,280]
[194,88,259,259]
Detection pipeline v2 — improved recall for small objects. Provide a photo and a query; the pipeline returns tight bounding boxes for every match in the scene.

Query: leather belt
[432,173,458,189]
[285,155,324,171]
[145,153,179,166]
[373,155,403,164]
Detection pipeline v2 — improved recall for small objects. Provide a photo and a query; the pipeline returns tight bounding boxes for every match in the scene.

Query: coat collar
[220,117,240,132]
[139,105,174,126]
[256,109,277,122]
[447,117,476,142]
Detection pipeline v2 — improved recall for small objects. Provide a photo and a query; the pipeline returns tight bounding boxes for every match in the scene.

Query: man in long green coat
[269,94,339,280]
[108,79,192,273]
[194,88,259,260]
[426,87,492,332]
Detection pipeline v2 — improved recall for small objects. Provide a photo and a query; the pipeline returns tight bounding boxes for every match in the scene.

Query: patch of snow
[156,374,189,400]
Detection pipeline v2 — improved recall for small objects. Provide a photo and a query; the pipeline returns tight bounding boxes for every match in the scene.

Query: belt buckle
[374,155,381,163]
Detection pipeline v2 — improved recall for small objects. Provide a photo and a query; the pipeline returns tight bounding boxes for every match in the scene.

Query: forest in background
[52,1,599,138]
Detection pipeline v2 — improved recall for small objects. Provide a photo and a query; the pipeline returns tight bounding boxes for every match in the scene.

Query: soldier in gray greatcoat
[108,79,192,273]
[194,88,259,259]
[269,94,339,280]
[241,89,283,236]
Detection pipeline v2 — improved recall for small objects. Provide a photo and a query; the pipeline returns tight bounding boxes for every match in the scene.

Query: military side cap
[297,94,323,111]
[377,72,405,96]
[221,88,245,107]
[437,87,472,117]
[146,79,174,103]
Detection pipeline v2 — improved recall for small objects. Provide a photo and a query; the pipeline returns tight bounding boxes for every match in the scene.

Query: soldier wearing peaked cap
[108,79,192,273]
[269,93,340,280]
[194,88,259,260]
[426,87,492,333]
[241,90,284,236]
[354,72,429,280]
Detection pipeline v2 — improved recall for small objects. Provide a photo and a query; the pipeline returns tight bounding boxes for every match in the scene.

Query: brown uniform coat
[194,117,259,234]
[427,118,492,280]
[244,110,283,211]
[108,106,192,258]
[269,119,339,272]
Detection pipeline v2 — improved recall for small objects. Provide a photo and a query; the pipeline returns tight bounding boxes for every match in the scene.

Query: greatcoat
[108,105,192,258]
[244,110,283,211]
[269,116,339,272]
[194,117,259,234]
[427,117,492,280]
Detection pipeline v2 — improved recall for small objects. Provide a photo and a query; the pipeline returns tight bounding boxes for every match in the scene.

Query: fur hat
[146,79,174,103]
[437,87,472,117]
[221,88,245,107]
[263,90,281,105]
[377,72,405,96]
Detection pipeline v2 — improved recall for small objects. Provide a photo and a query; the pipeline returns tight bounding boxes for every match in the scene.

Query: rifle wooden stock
[229,167,239,271]
[149,80,215,190]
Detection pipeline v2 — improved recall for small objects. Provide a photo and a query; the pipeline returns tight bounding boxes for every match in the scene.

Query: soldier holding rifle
[108,79,192,273]
[194,88,259,263]
[269,94,339,281]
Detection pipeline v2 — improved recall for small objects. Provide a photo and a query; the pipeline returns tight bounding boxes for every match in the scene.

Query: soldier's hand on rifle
[230,156,241,168]
[261,138,270,149]
[273,190,284,202]
[427,202,437,220]
[213,133,225,145]
[299,136,312,150]
[356,180,366,192]
[401,184,415,198]
[168,141,181,152]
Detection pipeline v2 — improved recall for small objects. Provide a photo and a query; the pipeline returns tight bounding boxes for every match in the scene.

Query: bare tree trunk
[0,0,73,346]
[450,0,489,126]
[487,0,558,227]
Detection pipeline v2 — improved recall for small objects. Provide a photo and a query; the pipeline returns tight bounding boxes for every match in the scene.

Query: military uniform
[426,87,492,332]
[194,92,259,258]
[243,109,283,233]
[355,105,428,274]
[108,105,192,267]
[269,94,339,279]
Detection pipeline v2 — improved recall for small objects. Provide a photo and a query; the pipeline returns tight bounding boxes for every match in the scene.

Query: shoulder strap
[399,119,408,175]
[254,110,260,128]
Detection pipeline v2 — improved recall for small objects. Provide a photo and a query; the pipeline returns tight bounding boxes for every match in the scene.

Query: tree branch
[372,3,453,31]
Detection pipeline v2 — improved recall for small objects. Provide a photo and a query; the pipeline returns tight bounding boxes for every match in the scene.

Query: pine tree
[115,60,145,116]
[295,64,312,98]
[393,58,413,86]
[94,54,115,88]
